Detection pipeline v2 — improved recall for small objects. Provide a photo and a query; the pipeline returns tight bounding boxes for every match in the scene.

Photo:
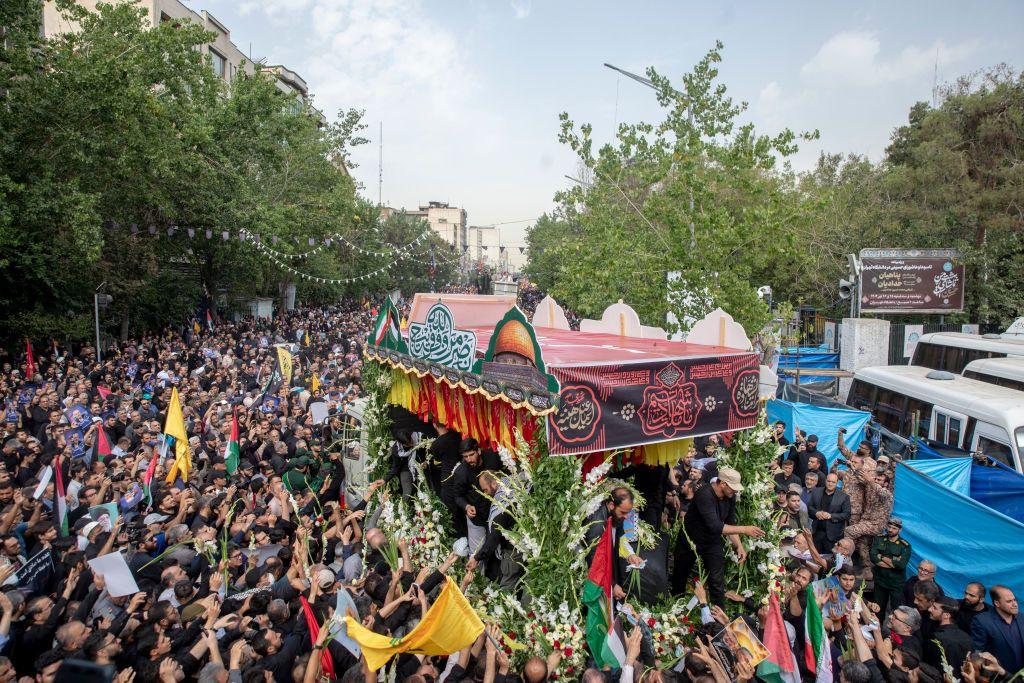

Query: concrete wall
[839,317,891,400]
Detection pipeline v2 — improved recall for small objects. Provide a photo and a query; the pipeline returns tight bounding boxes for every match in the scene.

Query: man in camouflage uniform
[870,517,912,619]
[837,430,894,572]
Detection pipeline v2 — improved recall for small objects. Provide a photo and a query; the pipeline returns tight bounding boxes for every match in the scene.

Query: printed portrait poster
[89,502,120,532]
[812,575,851,622]
[711,617,771,676]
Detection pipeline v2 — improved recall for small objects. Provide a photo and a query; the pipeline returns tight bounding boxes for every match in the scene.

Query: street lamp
[94,282,112,363]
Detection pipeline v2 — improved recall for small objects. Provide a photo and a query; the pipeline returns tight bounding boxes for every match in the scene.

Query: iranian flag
[757,592,801,683]
[224,407,240,475]
[582,518,626,669]
[804,586,833,683]
[374,301,400,346]
[52,456,69,536]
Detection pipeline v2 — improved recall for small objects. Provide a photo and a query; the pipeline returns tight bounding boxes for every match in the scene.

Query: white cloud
[757,81,782,113]
[801,30,977,87]
[510,0,531,20]
[227,0,521,220]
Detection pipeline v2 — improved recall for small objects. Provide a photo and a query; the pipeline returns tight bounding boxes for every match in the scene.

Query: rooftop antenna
[377,121,383,207]
[932,46,940,107]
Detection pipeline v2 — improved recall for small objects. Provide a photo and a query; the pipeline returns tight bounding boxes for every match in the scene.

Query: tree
[535,42,818,335]
[879,66,1024,325]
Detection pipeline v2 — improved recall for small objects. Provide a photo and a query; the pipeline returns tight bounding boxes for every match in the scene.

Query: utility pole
[377,121,383,207]
[604,63,696,249]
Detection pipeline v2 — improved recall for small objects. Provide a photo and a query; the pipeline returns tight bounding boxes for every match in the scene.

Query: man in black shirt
[670,466,765,605]
[445,438,487,545]
[956,582,989,634]
[773,458,800,491]
[925,597,972,671]
[426,421,460,497]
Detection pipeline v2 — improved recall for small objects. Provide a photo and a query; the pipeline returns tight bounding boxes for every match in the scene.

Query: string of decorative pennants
[247,230,432,284]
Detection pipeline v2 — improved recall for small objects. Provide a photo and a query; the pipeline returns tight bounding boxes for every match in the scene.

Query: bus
[847,365,1024,473]
[910,332,1024,374]
[963,357,1024,393]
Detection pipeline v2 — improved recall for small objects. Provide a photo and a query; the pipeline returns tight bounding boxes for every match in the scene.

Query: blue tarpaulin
[909,438,1024,524]
[766,399,872,467]
[905,457,972,495]
[778,346,840,383]
[895,461,1024,600]
[970,464,1024,524]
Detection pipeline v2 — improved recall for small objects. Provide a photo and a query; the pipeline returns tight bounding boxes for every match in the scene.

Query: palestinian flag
[757,593,801,683]
[224,408,240,475]
[143,451,159,509]
[804,586,833,683]
[94,425,113,461]
[206,309,214,330]
[582,518,626,669]
[52,457,69,536]
[373,300,401,346]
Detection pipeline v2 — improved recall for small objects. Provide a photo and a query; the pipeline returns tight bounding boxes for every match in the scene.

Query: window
[873,387,906,433]
[977,436,1014,468]
[943,347,966,373]
[849,380,875,410]
[209,49,226,79]
[948,417,963,448]
[904,397,933,438]
[934,409,967,448]
[912,342,943,370]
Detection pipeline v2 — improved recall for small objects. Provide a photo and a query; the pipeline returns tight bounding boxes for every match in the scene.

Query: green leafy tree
[536,42,817,335]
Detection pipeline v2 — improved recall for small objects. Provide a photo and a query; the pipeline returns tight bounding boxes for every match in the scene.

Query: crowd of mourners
[0,298,1019,683]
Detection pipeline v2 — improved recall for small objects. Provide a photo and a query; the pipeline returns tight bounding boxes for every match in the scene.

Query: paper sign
[309,401,329,425]
[333,587,362,657]
[961,324,979,336]
[33,466,53,500]
[903,324,924,359]
[16,549,54,593]
[87,551,140,597]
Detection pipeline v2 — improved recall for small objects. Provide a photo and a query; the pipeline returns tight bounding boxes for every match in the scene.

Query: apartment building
[41,0,320,119]
[380,202,468,252]
[469,224,526,274]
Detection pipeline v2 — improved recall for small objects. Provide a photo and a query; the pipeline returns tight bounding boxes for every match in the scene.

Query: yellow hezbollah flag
[344,577,483,671]
[164,387,192,483]
[193,321,200,334]
[310,373,321,394]
[276,346,293,387]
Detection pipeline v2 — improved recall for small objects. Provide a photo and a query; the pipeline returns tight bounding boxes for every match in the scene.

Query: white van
[963,357,1024,393]
[910,332,1024,374]
[847,365,1024,473]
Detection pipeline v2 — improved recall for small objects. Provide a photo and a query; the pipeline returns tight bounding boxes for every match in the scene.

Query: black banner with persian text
[547,353,760,455]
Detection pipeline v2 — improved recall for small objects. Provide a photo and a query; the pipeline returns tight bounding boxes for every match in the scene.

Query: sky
[195,0,1024,249]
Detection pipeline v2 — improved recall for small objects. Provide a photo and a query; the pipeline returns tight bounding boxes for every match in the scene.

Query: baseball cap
[718,466,744,492]
[80,521,100,538]
[316,569,336,589]
[144,513,169,525]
